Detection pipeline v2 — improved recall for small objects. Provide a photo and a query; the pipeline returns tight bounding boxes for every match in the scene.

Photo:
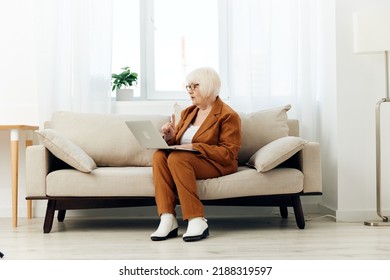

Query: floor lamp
[353,10,390,226]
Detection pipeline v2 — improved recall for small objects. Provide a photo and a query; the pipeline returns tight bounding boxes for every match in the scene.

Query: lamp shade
[353,10,390,54]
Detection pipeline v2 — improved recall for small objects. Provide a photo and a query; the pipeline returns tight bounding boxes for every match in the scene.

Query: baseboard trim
[318,203,390,222]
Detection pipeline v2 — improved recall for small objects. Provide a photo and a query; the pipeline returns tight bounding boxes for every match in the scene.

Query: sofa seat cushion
[198,166,304,200]
[46,166,304,199]
[46,167,155,197]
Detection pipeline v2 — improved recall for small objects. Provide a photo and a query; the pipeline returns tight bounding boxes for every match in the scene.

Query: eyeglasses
[185,83,199,91]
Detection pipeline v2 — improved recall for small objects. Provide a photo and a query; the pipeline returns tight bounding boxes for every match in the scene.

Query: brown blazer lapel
[192,97,223,141]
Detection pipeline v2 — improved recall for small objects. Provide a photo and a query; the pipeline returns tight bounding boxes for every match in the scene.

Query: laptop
[125,120,200,153]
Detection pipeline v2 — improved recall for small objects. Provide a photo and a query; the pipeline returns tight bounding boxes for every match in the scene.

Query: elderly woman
[151,67,241,242]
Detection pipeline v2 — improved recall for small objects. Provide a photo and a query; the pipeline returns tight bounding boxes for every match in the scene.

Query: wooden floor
[1,214,390,260]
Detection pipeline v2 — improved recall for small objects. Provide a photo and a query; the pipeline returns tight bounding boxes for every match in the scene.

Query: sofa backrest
[46,111,170,167]
[45,104,298,167]
[287,119,299,137]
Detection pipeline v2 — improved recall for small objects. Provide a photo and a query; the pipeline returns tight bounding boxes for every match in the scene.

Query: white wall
[0,1,39,124]
[333,0,390,221]
[314,0,338,217]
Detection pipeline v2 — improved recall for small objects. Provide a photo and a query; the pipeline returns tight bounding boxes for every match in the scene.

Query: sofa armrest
[26,145,50,197]
[298,142,322,194]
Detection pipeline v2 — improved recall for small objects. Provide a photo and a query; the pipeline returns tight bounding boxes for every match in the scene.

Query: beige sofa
[26,105,322,233]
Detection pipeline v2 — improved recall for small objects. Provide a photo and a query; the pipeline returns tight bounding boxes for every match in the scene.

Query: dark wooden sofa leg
[279,206,288,219]
[292,196,305,229]
[58,210,66,222]
[43,200,56,234]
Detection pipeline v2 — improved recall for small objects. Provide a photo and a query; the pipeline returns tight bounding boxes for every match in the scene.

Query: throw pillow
[173,102,183,124]
[238,104,291,165]
[36,129,97,173]
[173,101,192,125]
[247,136,309,172]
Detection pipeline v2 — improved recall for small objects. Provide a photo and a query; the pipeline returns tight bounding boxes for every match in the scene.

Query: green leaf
[111,66,138,90]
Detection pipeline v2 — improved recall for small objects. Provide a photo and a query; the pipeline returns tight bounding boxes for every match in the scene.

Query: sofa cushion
[247,136,308,172]
[46,112,170,167]
[238,105,291,165]
[45,166,304,198]
[36,129,97,172]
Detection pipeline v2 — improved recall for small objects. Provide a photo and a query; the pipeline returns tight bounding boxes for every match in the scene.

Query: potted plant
[111,66,138,101]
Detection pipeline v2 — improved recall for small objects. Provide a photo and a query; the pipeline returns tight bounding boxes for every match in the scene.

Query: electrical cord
[304,214,336,222]
[271,210,336,222]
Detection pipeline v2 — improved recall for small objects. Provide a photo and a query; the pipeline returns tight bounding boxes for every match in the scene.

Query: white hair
[185,67,221,99]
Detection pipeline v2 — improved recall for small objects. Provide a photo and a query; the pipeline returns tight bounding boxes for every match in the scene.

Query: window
[111,0,141,98]
[112,0,228,100]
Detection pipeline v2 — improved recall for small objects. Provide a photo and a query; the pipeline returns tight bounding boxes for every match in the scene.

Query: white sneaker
[183,217,209,242]
[150,213,178,241]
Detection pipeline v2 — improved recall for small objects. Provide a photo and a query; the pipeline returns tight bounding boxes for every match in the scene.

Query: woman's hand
[161,114,176,141]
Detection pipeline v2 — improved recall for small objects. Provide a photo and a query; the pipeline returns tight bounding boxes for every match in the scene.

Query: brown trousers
[152,150,221,220]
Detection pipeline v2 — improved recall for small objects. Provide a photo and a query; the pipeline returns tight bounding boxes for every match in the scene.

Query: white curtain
[228,0,335,141]
[34,0,113,126]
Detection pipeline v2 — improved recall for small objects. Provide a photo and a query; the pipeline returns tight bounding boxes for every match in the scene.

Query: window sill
[111,100,191,115]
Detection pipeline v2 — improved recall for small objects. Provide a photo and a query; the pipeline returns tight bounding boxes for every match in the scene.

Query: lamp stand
[365,50,390,226]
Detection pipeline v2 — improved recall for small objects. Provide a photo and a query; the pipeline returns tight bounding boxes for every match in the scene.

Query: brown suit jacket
[168,96,242,175]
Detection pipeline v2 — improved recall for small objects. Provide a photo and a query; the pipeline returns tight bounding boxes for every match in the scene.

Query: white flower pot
[116,88,134,101]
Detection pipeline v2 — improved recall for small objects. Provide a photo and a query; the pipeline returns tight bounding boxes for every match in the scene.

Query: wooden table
[0,125,39,227]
